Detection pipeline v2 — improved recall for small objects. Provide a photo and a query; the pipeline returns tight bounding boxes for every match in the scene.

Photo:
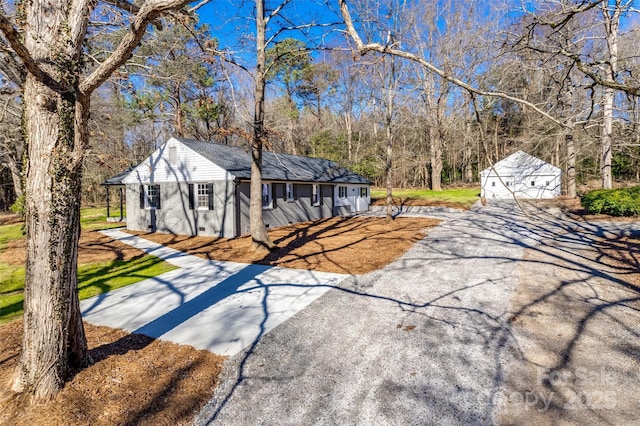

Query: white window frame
[262,183,273,209]
[360,187,368,197]
[197,183,210,210]
[286,183,295,202]
[146,184,160,209]
[312,184,321,206]
[338,186,347,199]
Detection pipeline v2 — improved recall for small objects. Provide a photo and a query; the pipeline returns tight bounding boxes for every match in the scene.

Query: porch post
[119,187,124,221]
[106,186,111,218]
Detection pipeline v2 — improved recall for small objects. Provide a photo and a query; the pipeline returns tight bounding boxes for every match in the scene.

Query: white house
[480,151,562,199]
[103,137,372,237]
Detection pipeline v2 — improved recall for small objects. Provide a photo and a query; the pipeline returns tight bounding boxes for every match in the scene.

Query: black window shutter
[207,183,214,210]
[310,184,314,206]
[320,185,324,205]
[293,183,297,200]
[188,184,194,210]
[155,185,161,209]
[272,183,277,208]
[139,184,145,208]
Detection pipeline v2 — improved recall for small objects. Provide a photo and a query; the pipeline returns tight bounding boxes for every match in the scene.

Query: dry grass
[133,216,441,275]
[0,321,225,426]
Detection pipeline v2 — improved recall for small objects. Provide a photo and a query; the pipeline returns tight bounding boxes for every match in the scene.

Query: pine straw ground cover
[0,321,225,426]
[1,215,439,424]
[133,216,442,275]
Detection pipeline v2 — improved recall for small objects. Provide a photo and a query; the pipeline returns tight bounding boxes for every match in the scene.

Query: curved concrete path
[80,230,345,357]
[193,202,638,425]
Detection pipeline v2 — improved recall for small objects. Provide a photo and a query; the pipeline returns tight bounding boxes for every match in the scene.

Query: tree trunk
[601,87,614,190]
[601,1,620,190]
[429,125,443,191]
[345,111,353,162]
[1,0,193,403]
[566,134,576,198]
[285,92,297,154]
[250,0,275,251]
[385,123,393,221]
[12,75,90,401]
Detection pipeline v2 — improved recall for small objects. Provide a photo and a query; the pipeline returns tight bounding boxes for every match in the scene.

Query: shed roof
[177,138,372,184]
[481,150,561,177]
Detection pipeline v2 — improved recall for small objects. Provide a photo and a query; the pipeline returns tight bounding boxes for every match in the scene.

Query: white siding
[334,184,370,212]
[122,137,232,184]
[480,151,562,199]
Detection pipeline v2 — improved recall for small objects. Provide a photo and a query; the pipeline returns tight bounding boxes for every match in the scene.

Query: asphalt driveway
[193,202,639,425]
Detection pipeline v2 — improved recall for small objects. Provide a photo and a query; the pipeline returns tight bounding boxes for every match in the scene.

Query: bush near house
[580,186,640,216]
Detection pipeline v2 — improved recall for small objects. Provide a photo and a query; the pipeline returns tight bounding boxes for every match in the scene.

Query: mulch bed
[132,216,441,275]
[0,321,225,426]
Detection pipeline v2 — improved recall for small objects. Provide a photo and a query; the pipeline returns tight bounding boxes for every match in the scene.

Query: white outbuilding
[480,151,562,199]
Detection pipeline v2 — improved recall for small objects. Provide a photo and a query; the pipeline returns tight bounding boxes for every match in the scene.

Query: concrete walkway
[193,202,639,425]
[80,229,345,357]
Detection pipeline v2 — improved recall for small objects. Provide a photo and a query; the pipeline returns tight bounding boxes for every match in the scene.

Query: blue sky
[193,0,346,64]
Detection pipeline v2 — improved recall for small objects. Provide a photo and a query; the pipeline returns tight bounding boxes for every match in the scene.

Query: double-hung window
[311,184,321,206]
[286,183,295,202]
[197,183,210,210]
[262,183,273,209]
[338,186,347,199]
[188,183,213,210]
[360,187,368,197]
[140,184,161,209]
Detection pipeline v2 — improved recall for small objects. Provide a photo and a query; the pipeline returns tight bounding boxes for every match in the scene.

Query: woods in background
[2,0,639,210]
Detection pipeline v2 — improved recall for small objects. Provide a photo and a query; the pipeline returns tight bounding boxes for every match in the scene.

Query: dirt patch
[498,233,640,423]
[0,320,225,426]
[132,216,440,274]
[0,231,144,266]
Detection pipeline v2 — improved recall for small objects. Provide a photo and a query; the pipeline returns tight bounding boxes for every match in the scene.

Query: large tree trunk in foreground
[1,0,194,401]
[250,0,275,251]
[11,75,90,401]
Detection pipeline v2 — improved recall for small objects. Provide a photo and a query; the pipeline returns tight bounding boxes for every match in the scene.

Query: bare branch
[0,42,25,85]
[0,12,63,91]
[103,0,165,30]
[80,0,195,95]
[338,0,569,129]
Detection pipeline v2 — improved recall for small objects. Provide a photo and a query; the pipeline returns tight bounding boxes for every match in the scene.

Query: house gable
[481,150,561,179]
[121,137,232,185]
[481,151,562,199]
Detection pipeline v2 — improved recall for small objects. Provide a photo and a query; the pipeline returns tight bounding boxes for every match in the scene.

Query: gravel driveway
[193,201,639,425]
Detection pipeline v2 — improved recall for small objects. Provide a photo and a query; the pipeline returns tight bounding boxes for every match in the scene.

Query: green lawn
[81,206,127,231]
[0,207,175,324]
[371,187,480,209]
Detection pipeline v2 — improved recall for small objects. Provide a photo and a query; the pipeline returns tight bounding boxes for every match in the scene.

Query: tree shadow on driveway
[194,201,640,425]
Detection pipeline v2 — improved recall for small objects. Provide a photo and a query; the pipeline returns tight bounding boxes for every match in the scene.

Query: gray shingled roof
[101,167,134,186]
[177,138,372,184]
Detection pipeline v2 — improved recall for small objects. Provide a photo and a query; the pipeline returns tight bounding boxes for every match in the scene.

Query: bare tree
[0,0,201,401]
[511,0,638,188]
